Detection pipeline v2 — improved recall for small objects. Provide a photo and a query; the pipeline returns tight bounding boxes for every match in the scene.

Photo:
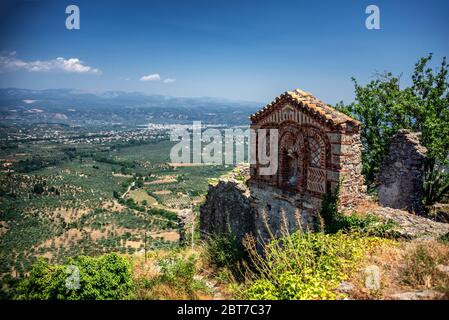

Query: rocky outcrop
[378,130,428,214]
[177,209,193,244]
[369,206,449,239]
[389,290,446,300]
[199,176,255,241]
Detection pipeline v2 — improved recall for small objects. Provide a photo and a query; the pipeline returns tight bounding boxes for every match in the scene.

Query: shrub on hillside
[15,253,133,300]
[240,231,385,300]
[320,183,398,237]
[205,232,249,281]
[148,208,177,221]
[401,244,449,293]
[135,253,206,299]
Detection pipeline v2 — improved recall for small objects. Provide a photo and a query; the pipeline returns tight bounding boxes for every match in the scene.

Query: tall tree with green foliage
[336,54,449,205]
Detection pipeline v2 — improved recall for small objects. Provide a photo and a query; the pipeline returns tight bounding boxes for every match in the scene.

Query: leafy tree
[337,54,449,205]
[135,178,144,188]
[32,183,44,195]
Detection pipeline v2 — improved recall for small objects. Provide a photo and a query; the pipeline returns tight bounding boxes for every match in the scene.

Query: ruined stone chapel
[249,89,366,208]
[201,89,367,241]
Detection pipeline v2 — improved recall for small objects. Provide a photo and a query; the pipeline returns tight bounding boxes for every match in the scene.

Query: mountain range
[0,88,261,126]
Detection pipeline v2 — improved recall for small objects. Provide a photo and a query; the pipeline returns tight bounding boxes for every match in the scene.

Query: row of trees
[336,54,449,206]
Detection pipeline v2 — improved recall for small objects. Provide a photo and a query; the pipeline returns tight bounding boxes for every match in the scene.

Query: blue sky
[0,0,448,104]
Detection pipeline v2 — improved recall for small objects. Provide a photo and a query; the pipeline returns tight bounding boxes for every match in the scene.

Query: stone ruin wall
[199,166,319,245]
[325,129,366,208]
[378,130,428,214]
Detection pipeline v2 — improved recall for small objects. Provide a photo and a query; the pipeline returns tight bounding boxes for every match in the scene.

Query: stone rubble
[369,206,449,239]
[389,290,446,300]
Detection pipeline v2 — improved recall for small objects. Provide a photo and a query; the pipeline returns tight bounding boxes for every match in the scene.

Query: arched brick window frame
[304,126,329,195]
[278,122,305,191]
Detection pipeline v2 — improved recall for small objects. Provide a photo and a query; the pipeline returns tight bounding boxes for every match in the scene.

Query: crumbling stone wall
[199,175,256,241]
[249,183,319,243]
[378,130,428,214]
[178,209,194,244]
[199,165,319,245]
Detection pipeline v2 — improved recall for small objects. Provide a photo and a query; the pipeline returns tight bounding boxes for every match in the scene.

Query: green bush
[240,231,383,300]
[320,183,397,237]
[32,183,44,194]
[440,232,449,242]
[15,253,133,300]
[205,233,249,281]
[148,208,177,221]
[137,253,205,299]
[319,183,341,234]
[339,214,398,238]
[158,254,197,290]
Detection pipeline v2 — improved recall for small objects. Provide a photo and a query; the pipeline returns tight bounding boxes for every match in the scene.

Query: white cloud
[0,52,101,74]
[163,78,176,83]
[140,73,161,81]
[23,100,37,104]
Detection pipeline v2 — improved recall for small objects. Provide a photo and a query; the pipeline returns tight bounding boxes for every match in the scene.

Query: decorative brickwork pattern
[250,89,366,210]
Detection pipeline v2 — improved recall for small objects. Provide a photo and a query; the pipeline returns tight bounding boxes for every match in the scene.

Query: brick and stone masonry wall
[327,127,366,208]
[378,130,428,214]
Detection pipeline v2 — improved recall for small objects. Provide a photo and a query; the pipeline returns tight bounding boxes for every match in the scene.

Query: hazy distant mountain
[0,88,260,126]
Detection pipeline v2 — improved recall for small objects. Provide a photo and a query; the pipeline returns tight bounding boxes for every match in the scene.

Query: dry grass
[153,190,172,195]
[112,172,134,178]
[53,207,89,223]
[101,200,126,211]
[348,239,449,299]
[348,199,382,216]
[131,246,231,300]
[127,189,158,206]
[149,231,179,242]
[400,241,449,291]
[0,220,9,237]
[146,175,177,185]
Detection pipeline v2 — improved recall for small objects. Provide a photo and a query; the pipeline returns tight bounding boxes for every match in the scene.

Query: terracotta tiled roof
[250,89,360,128]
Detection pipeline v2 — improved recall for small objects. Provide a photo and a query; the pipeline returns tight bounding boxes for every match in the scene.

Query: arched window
[308,137,321,168]
[306,130,327,194]
[278,128,305,191]
[286,149,299,187]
